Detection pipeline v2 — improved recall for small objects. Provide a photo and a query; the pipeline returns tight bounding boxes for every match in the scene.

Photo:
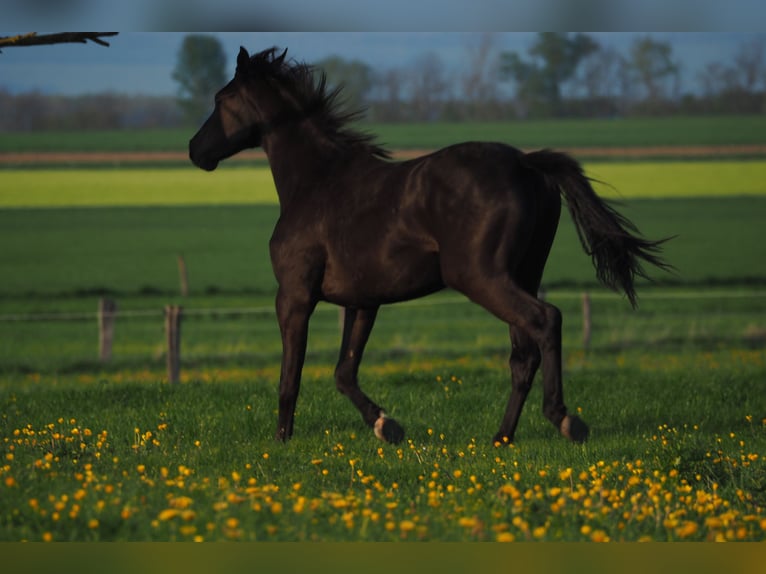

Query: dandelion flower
[675,521,698,539]
[400,520,416,532]
[158,508,180,521]
[225,517,239,530]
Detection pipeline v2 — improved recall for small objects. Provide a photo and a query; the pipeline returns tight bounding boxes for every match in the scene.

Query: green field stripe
[0,167,279,208]
[5,116,766,153]
[2,161,766,209]
[585,161,766,199]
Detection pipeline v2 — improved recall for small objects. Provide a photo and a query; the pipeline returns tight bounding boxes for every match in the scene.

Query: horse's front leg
[275,289,316,442]
[336,306,404,444]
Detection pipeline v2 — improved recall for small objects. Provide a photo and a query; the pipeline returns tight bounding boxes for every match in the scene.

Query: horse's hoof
[560,414,589,443]
[274,426,291,443]
[374,414,405,444]
[492,434,514,447]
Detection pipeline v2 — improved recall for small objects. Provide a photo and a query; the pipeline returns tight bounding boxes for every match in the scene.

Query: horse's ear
[237,46,250,71]
[275,47,288,65]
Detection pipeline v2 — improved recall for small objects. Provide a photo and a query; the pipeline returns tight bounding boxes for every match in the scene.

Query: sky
[0,32,763,97]
[4,0,765,32]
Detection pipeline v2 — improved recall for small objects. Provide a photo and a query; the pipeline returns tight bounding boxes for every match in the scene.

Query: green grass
[0,128,194,154]
[1,151,765,541]
[0,166,278,208]
[371,115,766,150]
[2,160,765,209]
[2,330,764,541]
[587,161,766,198]
[3,115,766,154]
[1,196,765,299]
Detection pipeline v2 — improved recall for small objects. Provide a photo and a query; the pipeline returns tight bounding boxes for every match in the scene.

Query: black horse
[190,46,671,445]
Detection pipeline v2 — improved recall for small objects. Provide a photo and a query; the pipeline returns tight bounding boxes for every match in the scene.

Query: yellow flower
[675,521,698,539]
[158,508,180,521]
[496,532,515,542]
[227,493,246,504]
[225,517,239,529]
[170,496,194,509]
[458,516,477,528]
[399,520,416,532]
[590,529,610,542]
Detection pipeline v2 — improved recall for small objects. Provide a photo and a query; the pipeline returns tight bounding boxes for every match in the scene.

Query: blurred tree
[372,67,405,122]
[499,32,599,117]
[410,52,449,121]
[576,47,631,117]
[695,38,765,114]
[314,56,374,115]
[461,33,501,119]
[733,37,765,93]
[172,34,227,125]
[629,36,680,104]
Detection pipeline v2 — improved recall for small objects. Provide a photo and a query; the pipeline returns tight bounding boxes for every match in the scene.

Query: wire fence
[2,288,765,323]
[1,289,764,381]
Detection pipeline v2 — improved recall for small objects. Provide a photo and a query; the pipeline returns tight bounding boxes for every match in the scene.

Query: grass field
[3,160,766,209]
[1,129,765,541]
[1,196,764,299]
[1,347,764,542]
[3,115,766,154]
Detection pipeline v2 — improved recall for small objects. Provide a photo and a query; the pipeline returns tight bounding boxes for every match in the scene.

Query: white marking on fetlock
[374,412,389,441]
[560,415,573,440]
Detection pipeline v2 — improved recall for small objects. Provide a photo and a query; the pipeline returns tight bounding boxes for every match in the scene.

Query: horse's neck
[262,124,344,206]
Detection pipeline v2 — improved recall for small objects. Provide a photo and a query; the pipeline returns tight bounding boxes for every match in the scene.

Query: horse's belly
[321,251,444,307]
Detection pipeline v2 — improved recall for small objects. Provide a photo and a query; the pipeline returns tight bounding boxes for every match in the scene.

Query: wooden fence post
[165,305,183,383]
[582,292,592,351]
[98,298,117,362]
[177,254,189,297]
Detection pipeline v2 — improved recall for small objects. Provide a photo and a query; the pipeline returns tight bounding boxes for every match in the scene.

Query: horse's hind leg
[335,306,404,444]
[460,279,588,444]
[493,326,540,445]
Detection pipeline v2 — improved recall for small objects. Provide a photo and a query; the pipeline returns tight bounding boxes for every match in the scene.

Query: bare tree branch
[0,32,118,51]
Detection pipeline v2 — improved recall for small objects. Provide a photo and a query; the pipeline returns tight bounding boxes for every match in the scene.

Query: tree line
[354,33,766,122]
[2,33,764,132]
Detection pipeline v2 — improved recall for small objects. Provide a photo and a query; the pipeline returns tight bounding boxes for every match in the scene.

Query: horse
[189,46,671,446]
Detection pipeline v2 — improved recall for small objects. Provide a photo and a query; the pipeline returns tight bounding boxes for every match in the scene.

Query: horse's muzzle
[189,142,219,172]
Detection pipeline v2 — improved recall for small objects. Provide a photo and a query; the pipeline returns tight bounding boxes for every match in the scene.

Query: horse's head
[189,46,288,171]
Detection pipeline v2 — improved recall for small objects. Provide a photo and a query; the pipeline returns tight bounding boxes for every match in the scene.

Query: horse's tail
[522,149,673,308]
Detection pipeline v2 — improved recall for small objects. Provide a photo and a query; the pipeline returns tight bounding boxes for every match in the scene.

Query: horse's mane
[244,47,391,160]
